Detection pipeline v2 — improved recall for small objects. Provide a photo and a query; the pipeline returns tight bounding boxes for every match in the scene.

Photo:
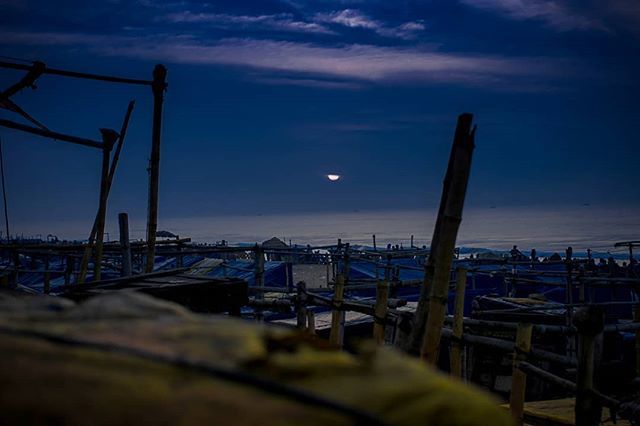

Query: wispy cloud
[459,0,607,31]
[0,30,566,89]
[165,11,334,35]
[313,9,426,39]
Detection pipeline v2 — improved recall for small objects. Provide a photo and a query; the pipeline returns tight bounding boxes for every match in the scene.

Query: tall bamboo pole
[401,113,476,356]
[92,130,117,281]
[145,64,168,273]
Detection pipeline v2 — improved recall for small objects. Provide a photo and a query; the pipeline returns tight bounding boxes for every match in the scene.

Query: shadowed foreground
[0,290,511,426]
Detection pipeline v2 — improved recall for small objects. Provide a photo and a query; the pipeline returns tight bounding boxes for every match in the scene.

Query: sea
[147,206,638,257]
[13,206,640,258]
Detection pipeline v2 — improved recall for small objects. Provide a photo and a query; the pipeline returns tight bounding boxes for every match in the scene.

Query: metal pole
[0,138,10,241]
[145,64,167,273]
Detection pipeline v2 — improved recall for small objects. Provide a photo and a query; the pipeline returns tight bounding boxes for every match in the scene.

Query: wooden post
[119,212,132,277]
[373,280,389,344]
[145,64,167,273]
[573,307,604,426]
[343,243,350,286]
[10,249,19,287]
[296,281,307,329]
[450,267,467,378]
[635,301,640,376]
[372,234,377,251]
[92,129,117,282]
[0,138,10,243]
[329,274,346,347]
[64,255,73,285]
[409,113,476,359]
[76,102,134,283]
[254,244,265,298]
[510,323,533,425]
[43,254,50,294]
[410,235,414,248]
[565,246,574,326]
[306,310,316,335]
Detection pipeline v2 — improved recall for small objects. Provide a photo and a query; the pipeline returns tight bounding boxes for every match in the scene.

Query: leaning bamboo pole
[413,113,476,361]
[78,101,135,283]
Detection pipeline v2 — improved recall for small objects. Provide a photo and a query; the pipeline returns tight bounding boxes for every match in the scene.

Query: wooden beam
[0,118,103,149]
[0,60,153,86]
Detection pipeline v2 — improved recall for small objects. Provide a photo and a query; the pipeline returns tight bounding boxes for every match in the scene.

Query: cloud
[459,0,607,31]
[0,30,565,89]
[313,9,426,39]
[164,11,334,35]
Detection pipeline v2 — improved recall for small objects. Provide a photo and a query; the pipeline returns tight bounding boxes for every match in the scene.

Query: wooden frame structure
[0,59,167,279]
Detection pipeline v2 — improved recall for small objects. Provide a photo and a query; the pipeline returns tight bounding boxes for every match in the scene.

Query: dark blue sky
[0,0,639,231]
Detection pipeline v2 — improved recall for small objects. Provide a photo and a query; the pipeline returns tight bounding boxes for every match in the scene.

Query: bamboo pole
[306,310,316,335]
[296,281,307,329]
[635,302,640,376]
[145,64,168,273]
[0,60,153,86]
[373,280,389,344]
[450,267,467,378]
[0,138,10,242]
[78,101,135,283]
[329,274,346,347]
[415,113,476,361]
[574,307,604,426]
[43,255,50,294]
[255,244,265,299]
[0,118,103,149]
[91,130,117,281]
[509,323,533,425]
[64,255,73,285]
[119,213,132,277]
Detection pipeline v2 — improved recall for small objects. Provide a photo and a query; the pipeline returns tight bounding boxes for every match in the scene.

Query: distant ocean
[15,206,640,256]
[149,206,638,254]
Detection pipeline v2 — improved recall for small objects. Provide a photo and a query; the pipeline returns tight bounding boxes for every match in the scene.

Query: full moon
[327,174,341,182]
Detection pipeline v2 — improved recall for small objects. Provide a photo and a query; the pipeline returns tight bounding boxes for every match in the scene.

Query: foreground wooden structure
[0,59,167,279]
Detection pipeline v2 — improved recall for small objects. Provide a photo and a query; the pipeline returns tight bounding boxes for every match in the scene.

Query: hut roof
[261,237,288,249]
[157,230,178,238]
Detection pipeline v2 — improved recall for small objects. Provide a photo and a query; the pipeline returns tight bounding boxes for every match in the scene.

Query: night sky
[0,0,639,235]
